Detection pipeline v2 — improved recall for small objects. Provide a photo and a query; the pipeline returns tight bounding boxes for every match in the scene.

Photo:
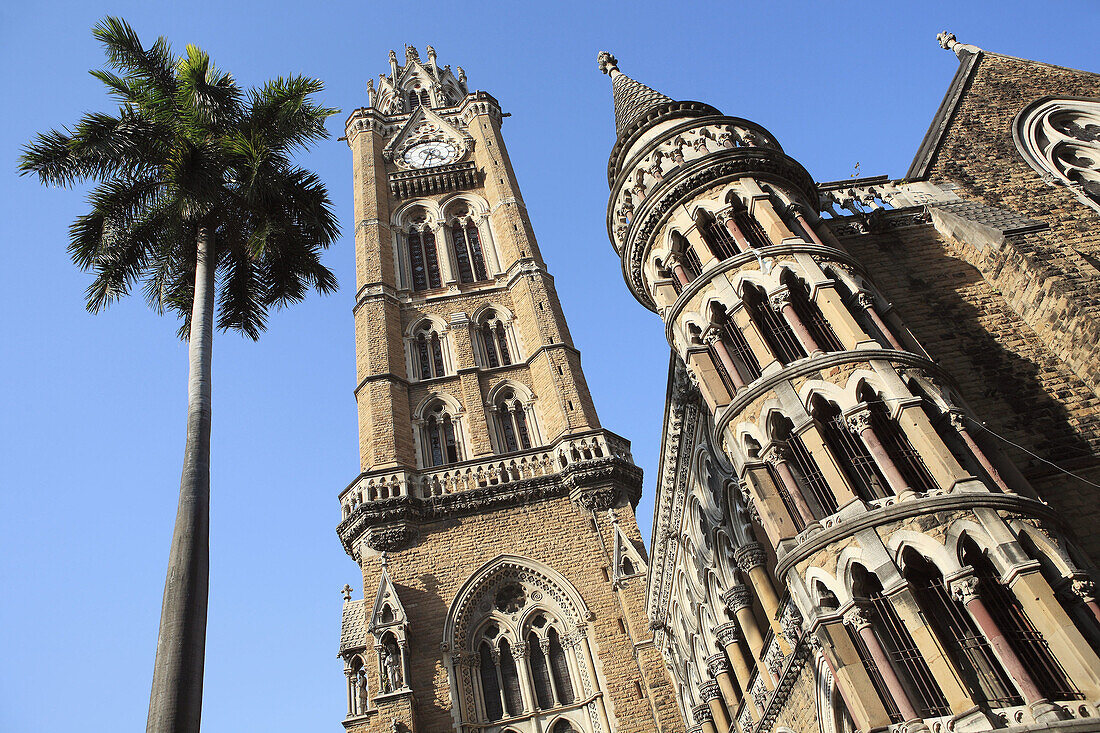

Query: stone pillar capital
[734,542,768,572]
[854,290,876,310]
[702,328,723,346]
[692,703,713,724]
[844,408,873,434]
[511,641,527,661]
[706,653,732,677]
[723,584,754,613]
[715,621,742,646]
[489,646,501,664]
[1070,575,1097,603]
[949,571,981,605]
[768,287,792,310]
[699,679,722,702]
[761,444,790,467]
[842,606,873,631]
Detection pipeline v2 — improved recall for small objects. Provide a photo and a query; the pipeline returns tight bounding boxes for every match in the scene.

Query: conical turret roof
[598,52,675,137]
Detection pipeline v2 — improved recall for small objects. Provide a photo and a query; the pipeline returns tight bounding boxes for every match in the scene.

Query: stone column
[705,330,746,391]
[433,221,458,284]
[845,409,909,496]
[707,653,741,713]
[700,680,730,733]
[770,288,821,356]
[950,574,1065,722]
[724,585,774,689]
[843,607,919,722]
[855,291,905,350]
[692,703,718,733]
[1068,576,1100,629]
[512,641,535,713]
[665,251,692,289]
[575,626,613,732]
[344,668,357,716]
[718,210,751,252]
[948,411,1010,492]
[747,188,797,244]
[761,446,816,528]
[735,541,789,652]
[715,621,757,712]
[786,203,823,247]
[796,422,859,508]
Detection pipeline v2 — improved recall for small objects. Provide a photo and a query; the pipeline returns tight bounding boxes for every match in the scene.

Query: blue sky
[2,1,1098,731]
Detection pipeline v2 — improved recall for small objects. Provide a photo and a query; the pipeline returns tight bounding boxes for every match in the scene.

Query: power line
[964,415,1100,491]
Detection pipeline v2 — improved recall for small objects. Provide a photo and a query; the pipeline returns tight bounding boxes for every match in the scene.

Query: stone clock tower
[336,46,682,733]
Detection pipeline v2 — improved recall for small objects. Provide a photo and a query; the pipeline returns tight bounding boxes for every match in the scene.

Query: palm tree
[19,17,339,733]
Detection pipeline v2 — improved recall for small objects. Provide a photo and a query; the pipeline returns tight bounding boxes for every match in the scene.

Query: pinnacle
[596,52,675,138]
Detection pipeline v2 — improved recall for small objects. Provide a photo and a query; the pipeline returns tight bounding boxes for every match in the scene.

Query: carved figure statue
[381,639,402,692]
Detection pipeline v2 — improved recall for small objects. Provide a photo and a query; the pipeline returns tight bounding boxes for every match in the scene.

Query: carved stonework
[723,585,753,613]
[734,542,767,572]
[366,524,417,552]
[715,621,741,647]
[842,606,872,631]
[706,653,732,677]
[571,484,621,511]
[845,410,873,434]
[692,703,713,724]
[699,679,721,702]
[950,573,981,605]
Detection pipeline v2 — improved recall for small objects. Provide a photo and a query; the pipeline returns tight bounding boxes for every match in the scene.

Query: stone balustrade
[339,430,634,518]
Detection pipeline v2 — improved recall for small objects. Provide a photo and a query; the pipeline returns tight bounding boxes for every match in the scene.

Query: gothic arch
[391,197,442,227]
[888,530,959,577]
[404,314,449,337]
[412,391,464,421]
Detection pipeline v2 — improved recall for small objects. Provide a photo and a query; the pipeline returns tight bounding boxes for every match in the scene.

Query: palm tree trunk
[147,226,215,733]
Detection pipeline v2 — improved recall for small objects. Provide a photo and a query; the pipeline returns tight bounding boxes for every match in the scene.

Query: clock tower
[336,46,683,733]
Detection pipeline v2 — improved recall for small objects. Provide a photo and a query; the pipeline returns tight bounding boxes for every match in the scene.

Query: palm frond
[92,17,176,102]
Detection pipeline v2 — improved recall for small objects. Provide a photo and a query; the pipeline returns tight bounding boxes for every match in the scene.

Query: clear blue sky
[2,1,1097,731]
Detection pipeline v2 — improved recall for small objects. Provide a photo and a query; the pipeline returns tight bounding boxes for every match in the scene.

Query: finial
[456,66,466,85]
[381,551,389,570]
[342,584,353,601]
[937,31,980,59]
[608,508,619,524]
[405,45,420,63]
[426,45,436,60]
[389,49,397,63]
[597,51,619,75]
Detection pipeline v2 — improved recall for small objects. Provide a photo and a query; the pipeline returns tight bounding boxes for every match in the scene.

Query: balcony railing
[339,430,634,518]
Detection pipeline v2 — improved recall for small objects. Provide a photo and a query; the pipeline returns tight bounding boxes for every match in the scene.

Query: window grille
[703,218,740,260]
[867,593,952,717]
[785,274,844,352]
[720,318,761,381]
[847,624,904,724]
[964,542,1081,701]
[743,285,804,365]
[814,398,889,501]
[862,391,937,492]
[452,222,488,283]
[480,642,504,720]
[734,210,770,248]
[498,638,524,715]
[528,632,555,709]
[787,432,837,515]
[905,553,1021,707]
[682,247,703,281]
[765,461,805,531]
[424,410,460,467]
[548,628,574,704]
[407,229,442,291]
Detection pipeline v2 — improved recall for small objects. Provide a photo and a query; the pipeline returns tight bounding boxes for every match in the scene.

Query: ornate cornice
[613,147,819,311]
[774,492,1062,582]
[336,457,642,556]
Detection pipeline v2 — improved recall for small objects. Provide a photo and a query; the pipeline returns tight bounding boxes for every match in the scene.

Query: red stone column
[666,252,691,289]
[843,607,920,721]
[855,291,905,350]
[720,210,751,252]
[949,574,1059,718]
[770,288,821,356]
[706,331,746,390]
[787,203,825,247]
[947,411,1011,492]
[763,445,816,526]
[845,409,910,496]
[1070,578,1100,627]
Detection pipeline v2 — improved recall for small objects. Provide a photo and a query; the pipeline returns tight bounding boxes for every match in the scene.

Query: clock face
[403,140,459,169]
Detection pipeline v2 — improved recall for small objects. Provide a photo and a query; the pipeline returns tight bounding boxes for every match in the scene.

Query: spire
[598,51,675,138]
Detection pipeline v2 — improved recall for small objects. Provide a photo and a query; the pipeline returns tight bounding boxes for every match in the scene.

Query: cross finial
[608,508,619,524]
[342,584,353,601]
[381,551,389,570]
[597,51,619,75]
[937,31,957,50]
[937,31,981,59]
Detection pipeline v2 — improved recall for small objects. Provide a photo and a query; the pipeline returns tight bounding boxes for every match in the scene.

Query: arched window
[407,87,431,112]
[406,225,442,291]
[781,270,844,352]
[550,720,578,733]
[421,399,462,467]
[410,321,447,380]
[743,283,805,364]
[961,538,1080,701]
[450,217,488,283]
[856,384,937,492]
[811,396,890,502]
[493,388,535,453]
[852,565,951,718]
[476,309,514,368]
[446,558,593,729]
[902,550,1021,708]
[695,208,740,260]
[709,302,761,388]
[727,196,771,248]
[771,415,837,516]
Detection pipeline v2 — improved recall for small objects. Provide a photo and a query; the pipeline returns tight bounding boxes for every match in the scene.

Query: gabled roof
[368,560,407,632]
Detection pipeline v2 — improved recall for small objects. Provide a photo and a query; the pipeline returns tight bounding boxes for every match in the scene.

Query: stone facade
[598,37,1100,733]
[336,46,680,733]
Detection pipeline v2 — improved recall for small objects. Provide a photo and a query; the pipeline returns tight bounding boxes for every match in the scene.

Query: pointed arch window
[421,399,462,467]
[410,321,447,380]
[811,396,890,502]
[781,270,844,352]
[743,283,805,365]
[857,384,938,492]
[479,640,505,720]
[406,226,442,291]
[494,389,535,453]
[407,87,431,112]
[451,219,488,283]
[903,550,1021,707]
[695,209,741,260]
[477,309,514,368]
